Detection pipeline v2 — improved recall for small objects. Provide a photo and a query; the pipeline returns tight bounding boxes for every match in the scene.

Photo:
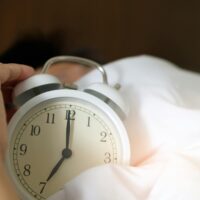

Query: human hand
[0,63,34,161]
[0,63,34,200]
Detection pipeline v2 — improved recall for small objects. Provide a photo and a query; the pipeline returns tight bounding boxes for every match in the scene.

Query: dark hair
[0,35,62,68]
[0,34,105,68]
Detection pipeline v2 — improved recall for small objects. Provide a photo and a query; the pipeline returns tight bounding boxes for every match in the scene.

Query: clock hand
[46,156,65,182]
[46,149,72,182]
[66,110,71,149]
[46,111,73,183]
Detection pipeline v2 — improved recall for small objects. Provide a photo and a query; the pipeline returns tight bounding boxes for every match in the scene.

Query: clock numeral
[19,144,27,155]
[23,164,31,176]
[65,110,76,120]
[104,152,112,163]
[46,113,55,124]
[87,116,91,127]
[100,131,107,142]
[30,125,41,136]
[39,182,47,194]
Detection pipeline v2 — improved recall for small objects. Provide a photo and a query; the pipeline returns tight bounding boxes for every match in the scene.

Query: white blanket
[48,55,200,200]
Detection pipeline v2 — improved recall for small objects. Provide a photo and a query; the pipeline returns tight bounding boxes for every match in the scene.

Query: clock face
[8,97,128,199]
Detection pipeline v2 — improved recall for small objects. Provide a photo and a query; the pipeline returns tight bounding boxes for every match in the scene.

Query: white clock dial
[8,95,128,200]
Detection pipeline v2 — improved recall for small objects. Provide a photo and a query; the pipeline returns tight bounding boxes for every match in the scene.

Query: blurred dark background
[0,0,200,71]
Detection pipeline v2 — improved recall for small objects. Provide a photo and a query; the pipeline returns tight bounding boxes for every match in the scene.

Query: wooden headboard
[0,0,200,71]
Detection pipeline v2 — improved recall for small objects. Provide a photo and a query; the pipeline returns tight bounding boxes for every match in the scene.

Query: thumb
[0,63,34,85]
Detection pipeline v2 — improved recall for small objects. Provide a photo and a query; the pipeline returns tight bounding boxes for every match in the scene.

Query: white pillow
[49,55,200,200]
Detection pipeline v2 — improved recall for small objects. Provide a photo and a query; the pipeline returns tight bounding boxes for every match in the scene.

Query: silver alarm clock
[6,56,131,199]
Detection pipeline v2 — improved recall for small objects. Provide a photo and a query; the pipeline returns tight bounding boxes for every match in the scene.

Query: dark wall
[1,0,200,71]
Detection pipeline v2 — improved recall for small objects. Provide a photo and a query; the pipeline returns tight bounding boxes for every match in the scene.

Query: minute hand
[66,110,71,149]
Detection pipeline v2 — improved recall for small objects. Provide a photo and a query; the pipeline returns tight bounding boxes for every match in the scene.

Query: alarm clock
[6,56,131,200]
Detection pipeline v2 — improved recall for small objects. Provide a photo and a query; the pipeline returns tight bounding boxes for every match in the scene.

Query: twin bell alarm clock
[6,56,131,200]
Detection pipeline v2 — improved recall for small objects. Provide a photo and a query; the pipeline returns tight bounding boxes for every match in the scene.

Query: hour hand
[46,149,72,182]
[46,156,65,182]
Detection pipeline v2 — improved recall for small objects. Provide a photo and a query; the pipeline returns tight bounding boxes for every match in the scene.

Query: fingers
[0,63,34,85]
[0,63,35,123]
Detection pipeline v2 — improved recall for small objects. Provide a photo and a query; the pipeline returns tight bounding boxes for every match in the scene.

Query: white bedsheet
[48,55,200,200]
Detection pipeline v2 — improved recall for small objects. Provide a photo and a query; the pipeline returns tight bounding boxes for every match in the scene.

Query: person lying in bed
[1,55,200,200]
